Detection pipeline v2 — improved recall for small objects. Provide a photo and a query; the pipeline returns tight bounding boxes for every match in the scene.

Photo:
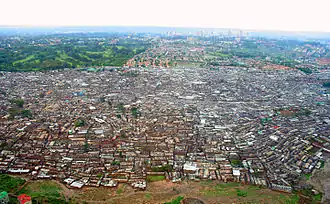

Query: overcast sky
[1,0,329,32]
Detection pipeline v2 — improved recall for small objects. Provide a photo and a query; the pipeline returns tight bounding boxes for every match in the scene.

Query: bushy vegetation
[21,109,33,118]
[0,34,149,71]
[111,161,120,165]
[298,67,313,74]
[131,107,140,118]
[300,188,323,202]
[117,103,125,113]
[74,118,85,127]
[9,98,24,108]
[83,141,89,152]
[230,159,243,167]
[304,173,312,180]
[0,174,25,192]
[236,189,247,197]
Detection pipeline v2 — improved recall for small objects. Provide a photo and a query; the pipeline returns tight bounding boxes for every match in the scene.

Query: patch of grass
[247,185,262,191]
[18,181,61,197]
[304,173,312,180]
[231,159,243,167]
[103,48,114,58]
[300,188,323,202]
[202,182,240,197]
[270,194,299,204]
[111,161,120,165]
[313,193,322,201]
[116,185,125,195]
[0,174,25,193]
[237,189,248,197]
[240,199,261,204]
[147,175,165,182]
[210,52,231,58]
[145,192,152,200]
[116,46,125,49]
[200,180,213,186]
[202,188,227,197]
[284,194,299,204]
[13,55,35,65]
[116,188,123,195]
[216,182,240,188]
[79,53,95,62]
[164,196,184,204]
[17,181,66,203]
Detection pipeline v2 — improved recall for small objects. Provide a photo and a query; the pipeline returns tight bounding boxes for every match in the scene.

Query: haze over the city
[1,0,330,32]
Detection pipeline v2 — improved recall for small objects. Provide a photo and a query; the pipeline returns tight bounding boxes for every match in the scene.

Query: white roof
[233,169,240,176]
[70,181,84,188]
[8,169,30,173]
[183,162,198,171]
[64,178,75,184]
[94,129,104,134]
[270,135,278,141]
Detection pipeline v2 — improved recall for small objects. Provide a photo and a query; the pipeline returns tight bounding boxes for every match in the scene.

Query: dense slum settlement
[0,67,329,192]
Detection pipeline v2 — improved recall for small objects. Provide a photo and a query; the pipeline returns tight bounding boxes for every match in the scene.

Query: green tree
[21,109,32,118]
[10,98,24,108]
[131,107,139,118]
[83,141,89,152]
[117,103,125,113]
[74,118,85,127]
[323,82,330,88]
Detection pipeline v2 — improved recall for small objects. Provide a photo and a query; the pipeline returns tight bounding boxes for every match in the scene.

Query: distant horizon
[1,25,330,34]
[2,0,330,33]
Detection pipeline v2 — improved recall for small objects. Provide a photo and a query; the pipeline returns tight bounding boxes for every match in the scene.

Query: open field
[17,180,68,203]
[0,176,318,204]
[71,180,300,204]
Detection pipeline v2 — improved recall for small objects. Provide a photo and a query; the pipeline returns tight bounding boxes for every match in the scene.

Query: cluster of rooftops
[0,67,328,193]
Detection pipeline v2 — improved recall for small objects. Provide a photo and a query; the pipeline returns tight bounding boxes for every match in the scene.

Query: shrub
[237,189,247,197]
[74,118,85,127]
[10,98,24,108]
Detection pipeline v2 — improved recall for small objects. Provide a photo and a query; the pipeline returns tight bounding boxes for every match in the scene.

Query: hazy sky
[1,0,329,32]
